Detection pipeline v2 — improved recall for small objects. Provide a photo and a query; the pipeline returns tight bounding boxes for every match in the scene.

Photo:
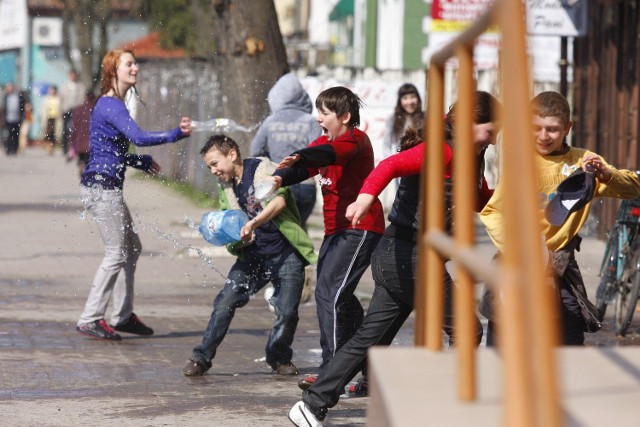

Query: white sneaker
[288,401,323,427]
[264,286,275,313]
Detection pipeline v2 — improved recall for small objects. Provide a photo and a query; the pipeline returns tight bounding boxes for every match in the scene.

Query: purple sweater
[81,96,186,189]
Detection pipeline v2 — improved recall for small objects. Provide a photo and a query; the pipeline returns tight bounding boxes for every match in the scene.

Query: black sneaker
[112,313,154,336]
[76,319,122,341]
[182,359,210,377]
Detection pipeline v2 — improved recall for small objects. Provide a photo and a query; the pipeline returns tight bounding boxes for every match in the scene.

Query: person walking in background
[40,85,63,155]
[2,82,26,156]
[60,69,87,158]
[182,135,317,377]
[270,86,385,391]
[76,49,192,341]
[288,91,500,427]
[250,71,323,231]
[17,94,33,155]
[68,91,96,176]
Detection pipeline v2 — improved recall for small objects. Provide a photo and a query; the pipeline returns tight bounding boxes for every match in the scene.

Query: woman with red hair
[76,49,192,341]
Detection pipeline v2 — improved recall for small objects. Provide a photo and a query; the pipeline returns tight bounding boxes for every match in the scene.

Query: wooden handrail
[416,0,562,426]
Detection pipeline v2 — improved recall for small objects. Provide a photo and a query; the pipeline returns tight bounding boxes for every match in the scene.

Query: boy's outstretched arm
[239,195,286,241]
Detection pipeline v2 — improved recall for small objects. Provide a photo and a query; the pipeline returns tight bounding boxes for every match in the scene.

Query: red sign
[432,0,494,22]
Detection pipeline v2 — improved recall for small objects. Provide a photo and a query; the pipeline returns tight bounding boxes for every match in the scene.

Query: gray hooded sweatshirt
[250,72,322,164]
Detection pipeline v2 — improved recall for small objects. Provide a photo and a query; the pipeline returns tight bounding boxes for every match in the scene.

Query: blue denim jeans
[191,245,305,369]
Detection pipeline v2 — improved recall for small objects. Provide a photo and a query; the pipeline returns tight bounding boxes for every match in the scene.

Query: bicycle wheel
[596,227,619,321]
[613,249,640,336]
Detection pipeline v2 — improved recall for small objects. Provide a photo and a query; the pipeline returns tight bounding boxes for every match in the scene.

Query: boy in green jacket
[182,134,317,376]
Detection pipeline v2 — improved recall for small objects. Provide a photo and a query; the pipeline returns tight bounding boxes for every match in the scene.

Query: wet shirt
[81,96,186,189]
[235,158,290,257]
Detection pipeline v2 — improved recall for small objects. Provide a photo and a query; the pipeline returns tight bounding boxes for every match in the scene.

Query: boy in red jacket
[272,86,385,390]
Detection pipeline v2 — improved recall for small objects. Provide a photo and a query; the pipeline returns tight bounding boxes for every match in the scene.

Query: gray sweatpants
[77,185,141,327]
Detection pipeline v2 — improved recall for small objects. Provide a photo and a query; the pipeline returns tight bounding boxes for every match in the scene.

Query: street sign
[526,0,588,37]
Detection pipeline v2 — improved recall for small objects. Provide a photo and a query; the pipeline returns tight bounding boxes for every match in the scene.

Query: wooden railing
[415,1,562,426]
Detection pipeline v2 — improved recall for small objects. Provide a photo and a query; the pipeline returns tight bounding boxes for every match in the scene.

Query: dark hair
[444,91,501,141]
[200,134,242,159]
[315,86,363,127]
[531,91,570,127]
[398,126,424,152]
[392,83,423,137]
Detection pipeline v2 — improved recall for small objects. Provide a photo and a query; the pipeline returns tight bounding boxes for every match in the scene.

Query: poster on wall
[0,0,28,51]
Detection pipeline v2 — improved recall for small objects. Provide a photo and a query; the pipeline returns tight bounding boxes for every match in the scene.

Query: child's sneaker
[347,376,368,397]
[297,374,317,390]
[76,319,122,341]
[288,401,324,427]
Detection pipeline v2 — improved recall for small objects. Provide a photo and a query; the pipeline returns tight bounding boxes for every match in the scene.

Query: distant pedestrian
[382,83,423,158]
[182,134,316,377]
[2,83,26,156]
[60,69,87,157]
[40,85,62,155]
[17,96,33,155]
[68,91,96,176]
[76,49,192,341]
[378,83,424,209]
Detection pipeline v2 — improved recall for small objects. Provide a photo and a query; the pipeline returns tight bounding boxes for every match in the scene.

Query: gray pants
[77,185,141,327]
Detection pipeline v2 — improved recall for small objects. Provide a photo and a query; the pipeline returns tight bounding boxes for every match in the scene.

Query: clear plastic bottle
[254,180,277,201]
[190,118,257,133]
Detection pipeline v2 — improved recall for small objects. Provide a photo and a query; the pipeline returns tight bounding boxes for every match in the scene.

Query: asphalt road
[1,147,639,427]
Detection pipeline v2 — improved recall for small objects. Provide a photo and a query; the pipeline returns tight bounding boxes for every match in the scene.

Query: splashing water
[190,118,258,133]
[78,208,228,281]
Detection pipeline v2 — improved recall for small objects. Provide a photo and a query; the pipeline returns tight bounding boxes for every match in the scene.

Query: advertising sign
[526,0,588,37]
[0,0,28,51]
[426,0,497,69]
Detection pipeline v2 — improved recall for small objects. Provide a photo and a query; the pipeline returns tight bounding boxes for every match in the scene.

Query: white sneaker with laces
[288,401,323,427]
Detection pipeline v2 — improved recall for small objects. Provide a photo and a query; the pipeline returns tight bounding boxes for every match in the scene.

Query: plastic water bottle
[254,180,277,201]
[190,118,257,133]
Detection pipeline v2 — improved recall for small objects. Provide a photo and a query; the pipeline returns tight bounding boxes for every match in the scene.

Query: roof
[118,32,186,59]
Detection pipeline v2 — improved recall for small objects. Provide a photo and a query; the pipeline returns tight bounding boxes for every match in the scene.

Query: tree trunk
[194,0,289,152]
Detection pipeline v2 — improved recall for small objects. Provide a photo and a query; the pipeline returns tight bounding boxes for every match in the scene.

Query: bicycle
[595,197,640,336]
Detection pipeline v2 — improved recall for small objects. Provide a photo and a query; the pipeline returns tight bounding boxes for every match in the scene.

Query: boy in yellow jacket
[480,91,640,345]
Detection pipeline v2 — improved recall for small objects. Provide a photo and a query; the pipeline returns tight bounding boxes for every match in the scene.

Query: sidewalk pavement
[0,147,634,427]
